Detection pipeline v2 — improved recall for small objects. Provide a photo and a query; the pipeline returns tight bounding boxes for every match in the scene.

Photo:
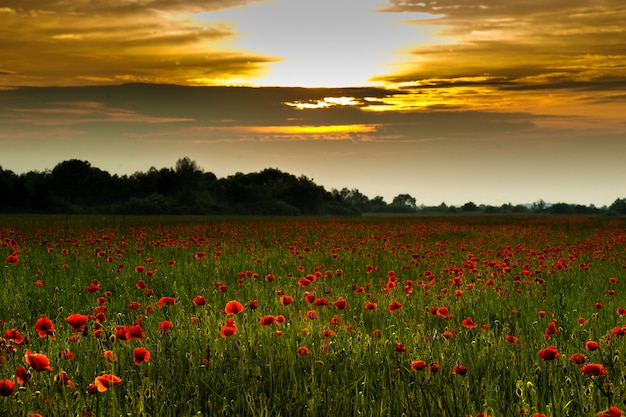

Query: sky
[1,0,625,207]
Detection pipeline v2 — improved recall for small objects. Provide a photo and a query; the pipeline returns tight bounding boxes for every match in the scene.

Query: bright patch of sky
[196,0,435,87]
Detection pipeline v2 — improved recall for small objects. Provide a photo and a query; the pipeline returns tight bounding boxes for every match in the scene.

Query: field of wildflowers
[1,214,626,417]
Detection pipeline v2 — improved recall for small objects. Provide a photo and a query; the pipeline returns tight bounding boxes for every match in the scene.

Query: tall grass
[1,215,625,416]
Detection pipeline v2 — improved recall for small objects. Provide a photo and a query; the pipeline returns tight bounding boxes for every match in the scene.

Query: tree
[461,201,479,212]
[391,194,417,211]
[609,198,626,215]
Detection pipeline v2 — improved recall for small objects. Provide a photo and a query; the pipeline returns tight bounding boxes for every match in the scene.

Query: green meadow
[1,215,625,417]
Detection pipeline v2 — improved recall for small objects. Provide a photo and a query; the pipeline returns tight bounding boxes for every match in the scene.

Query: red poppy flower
[598,406,622,417]
[388,301,403,313]
[0,380,15,396]
[411,360,427,371]
[102,350,118,362]
[224,300,244,315]
[580,363,607,377]
[296,346,310,357]
[538,346,559,361]
[569,353,587,365]
[133,347,151,365]
[461,317,478,329]
[159,321,173,334]
[363,301,377,310]
[452,365,468,376]
[322,329,336,338]
[305,310,318,320]
[429,363,440,372]
[193,295,207,306]
[15,366,30,385]
[259,315,275,326]
[94,374,122,392]
[127,324,144,339]
[24,350,53,372]
[441,331,454,340]
[314,297,329,307]
[394,343,408,354]
[54,371,76,388]
[249,299,258,310]
[436,306,451,319]
[65,314,89,332]
[5,255,18,264]
[333,299,347,310]
[5,328,25,344]
[585,340,600,351]
[220,318,237,337]
[157,297,176,309]
[280,295,294,307]
[134,265,145,273]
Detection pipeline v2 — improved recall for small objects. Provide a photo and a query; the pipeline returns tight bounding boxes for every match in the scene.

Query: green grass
[0,215,625,416]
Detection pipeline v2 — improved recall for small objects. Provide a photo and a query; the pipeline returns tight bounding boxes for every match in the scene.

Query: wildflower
[133,347,150,365]
[436,306,451,319]
[598,406,622,417]
[220,318,237,337]
[102,350,118,362]
[54,371,75,388]
[5,255,18,264]
[159,321,173,334]
[127,324,144,339]
[157,297,176,309]
[388,301,403,313]
[452,365,467,376]
[193,295,207,306]
[429,363,440,372]
[363,301,378,310]
[4,328,25,344]
[411,360,427,371]
[249,299,258,310]
[314,297,329,307]
[0,380,14,396]
[322,329,336,338]
[194,252,205,260]
[15,366,30,385]
[538,346,559,361]
[259,315,275,326]
[224,300,244,315]
[585,340,600,351]
[462,317,478,329]
[24,350,53,372]
[394,343,408,354]
[94,374,122,392]
[569,353,587,365]
[441,331,454,340]
[333,299,347,310]
[296,346,310,357]
[581,363,607,377]
[280,295,294,307]
[65,314,89,332]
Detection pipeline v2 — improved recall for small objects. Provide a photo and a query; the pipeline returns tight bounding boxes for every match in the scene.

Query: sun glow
[284,96,361,109]
[250,124,377,135]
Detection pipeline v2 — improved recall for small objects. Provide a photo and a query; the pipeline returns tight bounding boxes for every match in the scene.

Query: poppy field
[2,214,626,417]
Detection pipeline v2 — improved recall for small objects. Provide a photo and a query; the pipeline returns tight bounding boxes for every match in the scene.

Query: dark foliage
[0,158,620,216]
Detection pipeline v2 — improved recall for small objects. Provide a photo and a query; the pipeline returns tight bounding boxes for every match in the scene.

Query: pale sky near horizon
[1,1,625,206]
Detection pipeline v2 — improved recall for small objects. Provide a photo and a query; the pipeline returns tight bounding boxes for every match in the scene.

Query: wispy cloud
[0,0,276,86]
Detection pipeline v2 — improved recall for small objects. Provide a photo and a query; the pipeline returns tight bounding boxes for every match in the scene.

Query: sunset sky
[1,0,625,206]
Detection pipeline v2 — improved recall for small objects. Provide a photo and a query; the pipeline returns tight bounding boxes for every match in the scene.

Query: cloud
[372,0,626,111]
[0,0,277,87]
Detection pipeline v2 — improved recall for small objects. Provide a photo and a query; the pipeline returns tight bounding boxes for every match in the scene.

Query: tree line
[1,158,625,216]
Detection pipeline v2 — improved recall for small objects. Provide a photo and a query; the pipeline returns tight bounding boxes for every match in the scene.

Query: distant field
[1,215,625,417]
